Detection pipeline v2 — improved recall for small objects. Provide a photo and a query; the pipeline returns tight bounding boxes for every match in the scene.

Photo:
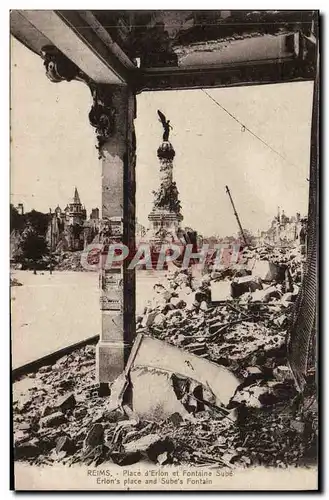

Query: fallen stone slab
[56,435,76,455]
[186,343,207,355]
[231,276,263,298]
[40,411,66,428]
[128,333,240,411]
[15,441,40,459]
[83,423,104,450]
[130,367,192,421]
[251,286,282,303]
[252,260,286,283]
[55,393,76,412]
[208,320,224,334]
[123,433,161,454]
[210,281,232,302]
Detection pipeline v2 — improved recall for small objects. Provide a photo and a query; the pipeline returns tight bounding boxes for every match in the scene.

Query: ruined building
[260,209,307,247]
[47,187,89,252]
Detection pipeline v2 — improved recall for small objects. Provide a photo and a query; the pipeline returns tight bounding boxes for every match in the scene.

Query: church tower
[67,187,87,225]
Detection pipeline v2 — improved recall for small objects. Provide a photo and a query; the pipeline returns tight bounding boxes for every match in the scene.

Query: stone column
[40,46,136,386]
[91,85,136,384]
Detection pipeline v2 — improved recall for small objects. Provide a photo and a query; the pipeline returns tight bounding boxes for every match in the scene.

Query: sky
[11,36,314,237]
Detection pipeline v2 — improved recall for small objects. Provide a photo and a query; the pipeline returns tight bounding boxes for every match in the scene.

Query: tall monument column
[90,85,136,384]
[146,111,183,250]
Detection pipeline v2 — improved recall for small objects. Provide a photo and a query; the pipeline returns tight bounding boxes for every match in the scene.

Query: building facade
[47,188,90,252]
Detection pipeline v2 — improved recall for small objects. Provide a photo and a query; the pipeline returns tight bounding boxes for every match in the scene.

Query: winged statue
[157,110,173,142]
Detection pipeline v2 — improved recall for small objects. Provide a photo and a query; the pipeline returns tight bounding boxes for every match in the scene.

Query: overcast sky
[11,36,313,237]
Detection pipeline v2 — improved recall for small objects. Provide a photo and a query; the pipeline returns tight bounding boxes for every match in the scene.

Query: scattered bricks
[141,311,157,328]
[18,422,31,432]
[153,313,166,326]
[84,345,96,358]
[55,393,76,413]
[80,359,94,368]
[81,383,102,400]
[38,365,52,374]
[166,310,184,321]
[162,303,175,314]
[290,420,305,434]
[231,276,263,298]
[59,379,75,391]
[14,430,30,446]
[40,411,66,428]
[166,412,184,427]
[175,335,192,346]
[83,423,104,450]
[16,394,33,413]
[161,290,173,302]
[73,407,88,420]
[274,314,287,327]
[273,366,294,382]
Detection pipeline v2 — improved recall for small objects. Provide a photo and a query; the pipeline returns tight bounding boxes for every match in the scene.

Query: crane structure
[225,185,248,246]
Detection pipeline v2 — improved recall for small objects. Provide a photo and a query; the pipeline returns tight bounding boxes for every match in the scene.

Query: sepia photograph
[10,9,319,491]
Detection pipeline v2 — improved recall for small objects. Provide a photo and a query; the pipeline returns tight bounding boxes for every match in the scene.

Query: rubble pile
[137,246,302,380]
[13,245,317,468]
[53,251,86,272]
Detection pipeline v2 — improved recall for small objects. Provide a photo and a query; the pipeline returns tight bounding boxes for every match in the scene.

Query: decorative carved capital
[40,46,119,160]
[88,84,116,158]
[40,45,86,83]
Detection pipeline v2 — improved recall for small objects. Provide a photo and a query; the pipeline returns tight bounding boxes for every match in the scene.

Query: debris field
[13,245,317,468]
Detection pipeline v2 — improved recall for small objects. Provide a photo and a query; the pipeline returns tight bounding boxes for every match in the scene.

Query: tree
[10,204,24,231]
[25,210,49,235]
[22,231,48,260]
[21,229,49,270]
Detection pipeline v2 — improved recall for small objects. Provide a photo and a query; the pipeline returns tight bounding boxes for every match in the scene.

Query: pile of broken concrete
[137,245,303,383]
[13,245,317,468]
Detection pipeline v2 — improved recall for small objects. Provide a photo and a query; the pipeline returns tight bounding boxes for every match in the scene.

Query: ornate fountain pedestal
[144,140,184,265]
